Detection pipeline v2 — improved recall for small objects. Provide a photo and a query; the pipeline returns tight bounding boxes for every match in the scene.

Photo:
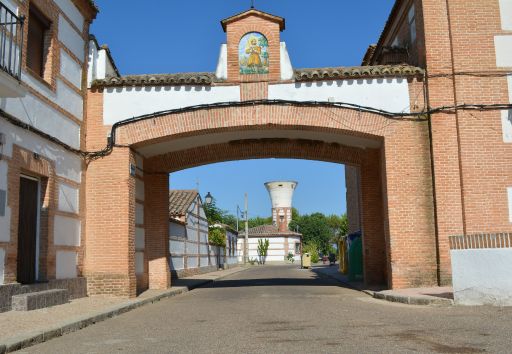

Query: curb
[0,268,246,353]
[312,267,453,306]
[373,291,454,306]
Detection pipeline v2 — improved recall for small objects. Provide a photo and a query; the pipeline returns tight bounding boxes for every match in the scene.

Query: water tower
[264,181,298,232]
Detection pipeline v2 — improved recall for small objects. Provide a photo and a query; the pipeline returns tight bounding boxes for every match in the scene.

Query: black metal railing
[0,2,23,80]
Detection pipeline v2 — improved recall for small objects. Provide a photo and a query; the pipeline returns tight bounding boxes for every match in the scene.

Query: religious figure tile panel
[239,32,269,74]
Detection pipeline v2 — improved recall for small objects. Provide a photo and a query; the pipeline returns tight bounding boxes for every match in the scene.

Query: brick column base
[144,172,171,289]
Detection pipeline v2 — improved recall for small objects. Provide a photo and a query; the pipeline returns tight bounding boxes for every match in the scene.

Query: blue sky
[91,0,395,218]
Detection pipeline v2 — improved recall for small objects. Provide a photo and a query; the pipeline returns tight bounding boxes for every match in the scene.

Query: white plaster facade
[451,248,512,306]
[0,0,87,285]
[168,192,225,276]
[238,235,301,263]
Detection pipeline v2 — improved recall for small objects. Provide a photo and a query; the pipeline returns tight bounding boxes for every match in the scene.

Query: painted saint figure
[239,32,269,74]
[246,37,262,68]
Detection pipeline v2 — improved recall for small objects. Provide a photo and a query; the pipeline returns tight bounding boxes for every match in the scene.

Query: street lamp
[204,192,213,205]
[236,205,245,232]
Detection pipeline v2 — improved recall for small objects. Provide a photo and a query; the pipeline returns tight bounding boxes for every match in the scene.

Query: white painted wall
[451,248,512,306]
[0,247,4,285]
[103,85,241,124]
[60,50,82,89]
[0,92,81,148]
[20,73,83,120]
[54,0,84,31]
[169,222,186,238]
[508,187,512,223]
[499,0,512,30]
[87,43,119,87]
[265,181,297,209]
[269,78,411,113]
[503,110,512,143]
[58,183,79,214]
[188,257,198,268]
[0,161,10,242]
[495,35,512,67]
[170,256,184,270]
[239,236,301,263]
[170,240,185,254]
[280,42,294,81]
[58,15,85,62]
[215,44,228,80]
[56,251,77,279]
[54,215,81,246]
[0,120,82,182]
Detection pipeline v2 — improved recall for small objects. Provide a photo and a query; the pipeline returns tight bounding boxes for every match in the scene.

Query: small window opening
[27,4,51,79]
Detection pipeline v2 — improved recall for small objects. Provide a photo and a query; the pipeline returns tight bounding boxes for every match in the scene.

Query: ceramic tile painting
[239,32,269,74]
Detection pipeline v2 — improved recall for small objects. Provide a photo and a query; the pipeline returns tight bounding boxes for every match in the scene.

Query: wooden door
[17,177,39,284]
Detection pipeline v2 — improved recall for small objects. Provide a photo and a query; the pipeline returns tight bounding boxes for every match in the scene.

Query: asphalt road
[17,265,512,353]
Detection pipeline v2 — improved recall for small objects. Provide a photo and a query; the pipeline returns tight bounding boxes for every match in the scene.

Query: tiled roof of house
[361,45,377,66]
[169,190,198,217]
[243,224,302,237]
[91,64,424,88]
[294,65,424,81]
[91,72,219,87]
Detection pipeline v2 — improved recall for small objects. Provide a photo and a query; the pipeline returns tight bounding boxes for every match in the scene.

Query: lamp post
[244,193,249,265]
[204,192,213,206]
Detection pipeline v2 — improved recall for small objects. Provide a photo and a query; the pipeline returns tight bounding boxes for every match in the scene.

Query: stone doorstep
[11,289,69,311]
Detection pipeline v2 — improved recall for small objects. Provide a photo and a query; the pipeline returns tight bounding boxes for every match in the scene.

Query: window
[27,5,51,78]
[408,5,416,44]
[295,243,301,255]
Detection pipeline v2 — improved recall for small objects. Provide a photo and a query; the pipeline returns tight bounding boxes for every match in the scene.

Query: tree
[289,213,332,254]
[327,214,348,242]
[248,216,273,229]
[203,196,237,229]
[257,238,270,265]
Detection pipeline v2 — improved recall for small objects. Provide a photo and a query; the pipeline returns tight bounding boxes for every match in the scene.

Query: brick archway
[85,97,437,297]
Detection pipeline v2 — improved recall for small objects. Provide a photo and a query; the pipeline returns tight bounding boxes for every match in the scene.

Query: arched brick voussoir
[144,138,367,174]
[114,104,395,147]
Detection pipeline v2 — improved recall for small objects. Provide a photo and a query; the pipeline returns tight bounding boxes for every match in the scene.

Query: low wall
[450,233,512,306]
[0,277,87,312]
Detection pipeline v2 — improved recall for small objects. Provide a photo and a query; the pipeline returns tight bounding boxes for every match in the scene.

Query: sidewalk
[312,265,454,306]
[0,266,246,353]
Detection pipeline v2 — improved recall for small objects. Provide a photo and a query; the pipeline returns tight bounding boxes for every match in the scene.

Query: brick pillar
[345,165,362,234]
[144,172,170,289]
[85,147,136,298]
[360,149,387,286]
[421,0,465,285]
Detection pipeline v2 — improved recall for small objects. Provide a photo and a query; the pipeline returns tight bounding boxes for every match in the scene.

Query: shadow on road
[173,268,356,289]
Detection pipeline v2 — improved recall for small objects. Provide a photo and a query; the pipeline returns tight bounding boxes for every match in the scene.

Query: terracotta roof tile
[169,190,198,217]
[294,65,424,82]
[243,224,302,237]
[92,72,219,87]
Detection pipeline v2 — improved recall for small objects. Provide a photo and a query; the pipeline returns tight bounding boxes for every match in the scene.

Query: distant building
[238,182,302,263]
[168,190,224,278]
[212,223,239,267]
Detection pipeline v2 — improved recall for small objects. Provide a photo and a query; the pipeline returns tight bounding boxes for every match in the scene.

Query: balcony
[0,2,25,97]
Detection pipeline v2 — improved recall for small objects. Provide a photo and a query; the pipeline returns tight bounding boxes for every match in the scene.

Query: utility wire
[2,100,512,162]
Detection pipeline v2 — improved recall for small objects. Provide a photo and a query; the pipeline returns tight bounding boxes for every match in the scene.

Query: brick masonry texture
[79,1,512,296]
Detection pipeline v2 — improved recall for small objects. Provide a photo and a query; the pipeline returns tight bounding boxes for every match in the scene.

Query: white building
[169,190,229,278]
[238,181,302,263]
[0,0,97,310]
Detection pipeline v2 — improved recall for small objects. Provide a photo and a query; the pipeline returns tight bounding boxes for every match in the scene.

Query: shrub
[302,243,320,263]
[208,227,226,247]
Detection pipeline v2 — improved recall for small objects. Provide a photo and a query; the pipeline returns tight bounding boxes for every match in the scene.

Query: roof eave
[220,9,285,32]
